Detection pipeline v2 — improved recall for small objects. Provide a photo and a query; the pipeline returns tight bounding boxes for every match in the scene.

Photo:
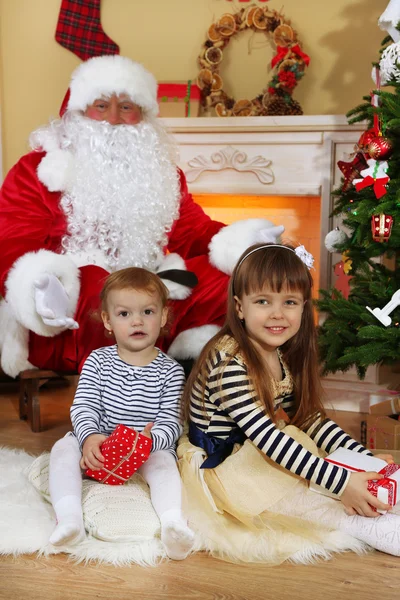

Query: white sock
[49,496,85,547]
[338,511,400,557]
[160,509,195,561]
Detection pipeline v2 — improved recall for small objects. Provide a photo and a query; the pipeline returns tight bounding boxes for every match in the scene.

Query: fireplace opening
[194,193,321,299]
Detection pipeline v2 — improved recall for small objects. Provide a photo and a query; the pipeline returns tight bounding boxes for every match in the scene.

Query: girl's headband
[236,244,315,272]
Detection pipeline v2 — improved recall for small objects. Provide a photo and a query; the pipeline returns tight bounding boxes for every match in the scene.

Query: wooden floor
[0,379,399,600]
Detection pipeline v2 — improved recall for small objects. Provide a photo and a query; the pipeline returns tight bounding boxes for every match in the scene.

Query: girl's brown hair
[101,267,169,311]
[184,243,325,429]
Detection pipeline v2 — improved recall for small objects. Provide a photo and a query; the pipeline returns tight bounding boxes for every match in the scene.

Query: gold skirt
[178,425,361,564]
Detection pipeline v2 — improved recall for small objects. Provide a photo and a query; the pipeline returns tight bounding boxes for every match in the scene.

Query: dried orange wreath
[197,5,310,117]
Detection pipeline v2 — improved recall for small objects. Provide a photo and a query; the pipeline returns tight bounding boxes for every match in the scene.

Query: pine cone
[286,99,303,115]
[264,96,288,115]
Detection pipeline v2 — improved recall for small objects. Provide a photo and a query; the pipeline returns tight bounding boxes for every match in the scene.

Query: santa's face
[84,93,143,126]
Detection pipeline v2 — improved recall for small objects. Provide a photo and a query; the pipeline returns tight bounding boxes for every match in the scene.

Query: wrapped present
[370,391,400,416]
[309,447,400,512]
[85,424,152,485]
[367,414,400,451]
[371,214,393,242]
[157,80,200,118]
[323,448,400,512]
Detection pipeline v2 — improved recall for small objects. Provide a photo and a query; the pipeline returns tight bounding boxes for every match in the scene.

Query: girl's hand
[374,453,394,464]
[340,471,390,517]
[141,422,154,439]
[80,433,108,470]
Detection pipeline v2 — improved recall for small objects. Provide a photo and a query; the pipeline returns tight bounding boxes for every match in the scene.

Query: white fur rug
[0,446,166,566]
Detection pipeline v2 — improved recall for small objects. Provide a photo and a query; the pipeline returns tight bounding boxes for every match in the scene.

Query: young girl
[49,267,195,560]
[178,243,400,563]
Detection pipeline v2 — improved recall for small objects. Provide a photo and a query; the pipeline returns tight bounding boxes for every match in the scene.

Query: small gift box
[369,390,400,416]
[85,424,152,485]
[310,448,400,513]
[367,414,400,451]
[371,214,393,242]
[157,80,200,118]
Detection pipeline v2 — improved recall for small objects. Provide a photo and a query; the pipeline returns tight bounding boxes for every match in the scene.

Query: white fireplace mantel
[163,115,366,292]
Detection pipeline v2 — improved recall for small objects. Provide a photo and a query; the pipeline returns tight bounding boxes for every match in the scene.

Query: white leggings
[49,434,183,522]
[275,481,400,557]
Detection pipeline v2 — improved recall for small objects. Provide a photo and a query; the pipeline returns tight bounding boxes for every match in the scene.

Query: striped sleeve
[211,359,350,496]
[305,417,373,456]
[70,352,103,447]
[150,362,185,452]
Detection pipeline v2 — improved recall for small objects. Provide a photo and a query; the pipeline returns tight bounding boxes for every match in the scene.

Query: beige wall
[0,0,389,174]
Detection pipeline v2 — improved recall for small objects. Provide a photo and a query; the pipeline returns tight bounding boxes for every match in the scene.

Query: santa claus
[0,55,283,377]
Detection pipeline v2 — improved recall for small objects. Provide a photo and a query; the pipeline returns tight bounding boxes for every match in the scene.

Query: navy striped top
[189,336,372,496]
[70,345,184,453]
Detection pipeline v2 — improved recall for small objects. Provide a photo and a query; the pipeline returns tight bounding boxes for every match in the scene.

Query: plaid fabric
[55,0,119,61]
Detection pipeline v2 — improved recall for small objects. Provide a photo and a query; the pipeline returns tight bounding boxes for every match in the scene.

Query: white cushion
[27,453,160,542]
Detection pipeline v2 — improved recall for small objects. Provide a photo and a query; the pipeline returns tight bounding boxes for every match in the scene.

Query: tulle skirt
[177,425,365,564]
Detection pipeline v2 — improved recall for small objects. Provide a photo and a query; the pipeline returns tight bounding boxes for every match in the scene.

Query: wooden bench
[18,369,78,433]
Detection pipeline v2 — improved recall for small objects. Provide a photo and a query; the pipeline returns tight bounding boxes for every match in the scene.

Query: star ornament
[337,152,368,192]
[353,159,390,199]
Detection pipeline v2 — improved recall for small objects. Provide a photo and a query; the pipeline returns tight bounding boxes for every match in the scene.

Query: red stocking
[55,0,119,61]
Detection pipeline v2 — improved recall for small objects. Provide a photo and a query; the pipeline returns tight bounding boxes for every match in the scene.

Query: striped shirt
[190,337,372,497]
[70,345,184,453]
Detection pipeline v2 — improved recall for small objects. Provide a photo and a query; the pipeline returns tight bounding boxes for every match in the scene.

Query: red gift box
[85,424,152,485]
[371,214,393,242]
[157,80,200,118]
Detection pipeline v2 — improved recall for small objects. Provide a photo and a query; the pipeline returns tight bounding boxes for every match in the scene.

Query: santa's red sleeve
[167,169,225,258]
[0,152,80,337]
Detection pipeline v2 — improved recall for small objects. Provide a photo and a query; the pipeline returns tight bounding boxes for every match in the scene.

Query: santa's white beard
[33,113,180,272]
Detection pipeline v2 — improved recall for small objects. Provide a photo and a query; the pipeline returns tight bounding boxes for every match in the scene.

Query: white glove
[34,273,79,330]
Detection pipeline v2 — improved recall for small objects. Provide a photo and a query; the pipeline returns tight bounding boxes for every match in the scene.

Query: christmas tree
[317,34,400,379]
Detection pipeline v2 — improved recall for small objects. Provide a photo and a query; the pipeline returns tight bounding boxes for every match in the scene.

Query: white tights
[276,483,400,557]
[49,434,194,559]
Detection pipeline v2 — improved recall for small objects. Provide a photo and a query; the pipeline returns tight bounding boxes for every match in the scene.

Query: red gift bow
[271,44,310,69]
[355,175,389,199]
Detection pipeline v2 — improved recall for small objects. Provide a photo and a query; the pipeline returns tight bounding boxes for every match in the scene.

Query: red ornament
[367,135,393,160]
[357,128,378,157]
[371,214,394,242]
[337,152,368,192]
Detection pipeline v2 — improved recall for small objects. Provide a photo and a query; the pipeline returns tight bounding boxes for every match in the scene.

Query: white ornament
[325,227,347,253]
[367,289,400,327]
[379,0,400,42]
[379,41,400,85]
[353,159,389,185]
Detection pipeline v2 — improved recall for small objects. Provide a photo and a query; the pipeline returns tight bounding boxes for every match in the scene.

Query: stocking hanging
[55,0,119,61]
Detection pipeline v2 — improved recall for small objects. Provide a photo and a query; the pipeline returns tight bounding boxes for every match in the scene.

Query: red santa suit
[0,56,283,377]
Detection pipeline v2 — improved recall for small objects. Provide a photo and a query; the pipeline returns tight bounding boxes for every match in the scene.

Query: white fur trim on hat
[209,219,285,275]
[67,55,159,116]
[5,250,81,338]
[167,325,221,360]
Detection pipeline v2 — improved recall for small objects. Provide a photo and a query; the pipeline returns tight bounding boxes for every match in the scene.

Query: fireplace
[163,115,395,410]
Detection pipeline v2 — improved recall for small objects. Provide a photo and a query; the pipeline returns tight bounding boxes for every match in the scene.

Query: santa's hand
[34,273,79,330]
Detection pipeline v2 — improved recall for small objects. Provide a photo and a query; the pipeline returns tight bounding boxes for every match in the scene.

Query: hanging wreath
[197,4,310,117]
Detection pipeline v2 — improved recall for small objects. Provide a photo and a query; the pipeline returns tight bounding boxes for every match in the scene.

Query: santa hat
[64,55,159,116]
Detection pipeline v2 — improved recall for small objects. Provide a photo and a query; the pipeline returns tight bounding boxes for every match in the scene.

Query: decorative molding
[185,145,274,184]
